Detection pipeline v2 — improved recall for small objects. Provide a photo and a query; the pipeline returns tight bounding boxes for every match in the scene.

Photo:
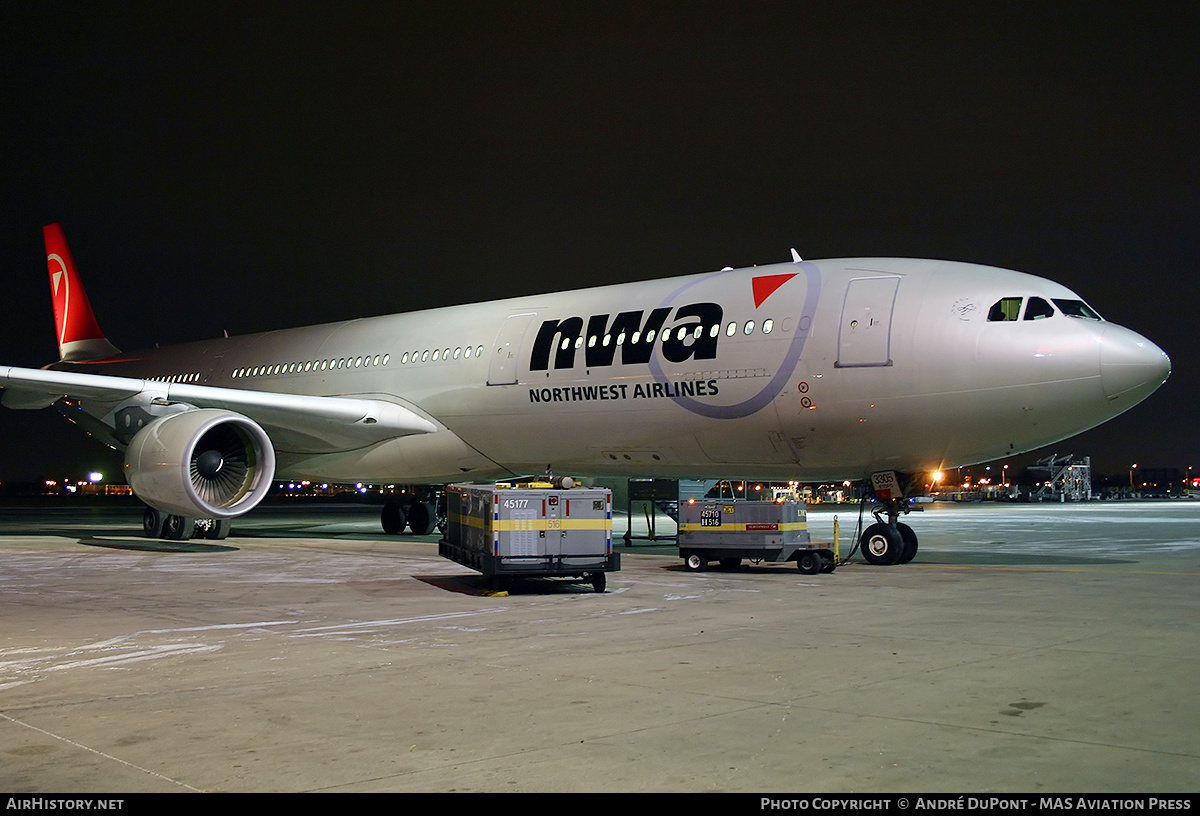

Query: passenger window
[988,297,1022,321]
[1024,297,1055,320]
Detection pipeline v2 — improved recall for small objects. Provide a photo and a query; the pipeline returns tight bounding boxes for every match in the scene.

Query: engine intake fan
[125,409,276,518]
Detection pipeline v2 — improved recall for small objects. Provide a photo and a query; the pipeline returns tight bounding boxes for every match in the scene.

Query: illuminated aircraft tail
[43,223,122,362]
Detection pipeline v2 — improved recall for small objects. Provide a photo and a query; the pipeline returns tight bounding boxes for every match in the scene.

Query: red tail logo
[43,224,119,361]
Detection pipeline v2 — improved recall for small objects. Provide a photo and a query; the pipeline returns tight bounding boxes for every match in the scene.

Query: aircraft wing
[0,365,437,452]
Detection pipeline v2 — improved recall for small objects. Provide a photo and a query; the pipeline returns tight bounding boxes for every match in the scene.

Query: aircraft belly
[274,429,507,483]
[450,403,710,470]
[428,375,780,475]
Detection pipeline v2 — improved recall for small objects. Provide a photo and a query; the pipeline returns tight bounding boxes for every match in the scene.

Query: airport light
[88,472,103,483]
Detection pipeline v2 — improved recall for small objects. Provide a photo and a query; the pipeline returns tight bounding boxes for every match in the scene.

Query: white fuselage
[59,257,1169,484]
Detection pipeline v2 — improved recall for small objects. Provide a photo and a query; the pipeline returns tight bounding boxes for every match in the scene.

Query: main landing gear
[858,497,919,566]
[142,507,231,541]
[380,489,448,536]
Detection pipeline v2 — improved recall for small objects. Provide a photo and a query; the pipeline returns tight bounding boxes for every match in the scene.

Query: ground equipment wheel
[796,550,823,575]
[591,572,606,593]
[683,552,707,572]
[818,550,837,573]
[860,522,903,565]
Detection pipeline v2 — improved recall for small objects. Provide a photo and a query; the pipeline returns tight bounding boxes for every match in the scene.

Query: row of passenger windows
[557,319,777,351]
[147,372,202,384]
[174,317,786,381]
[987,297,1102,322]
[231,354,391,379]
[399,346,485,364]
[228,345,491,379]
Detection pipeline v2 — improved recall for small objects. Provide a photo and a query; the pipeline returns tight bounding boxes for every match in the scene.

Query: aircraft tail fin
[43,223,122,362]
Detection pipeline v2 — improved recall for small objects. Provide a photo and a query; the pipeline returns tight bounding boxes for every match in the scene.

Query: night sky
[0,2,1195,484]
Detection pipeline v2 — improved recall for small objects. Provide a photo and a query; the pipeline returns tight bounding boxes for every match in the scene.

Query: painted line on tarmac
[0,710,204,792]
[907,563,1200,576]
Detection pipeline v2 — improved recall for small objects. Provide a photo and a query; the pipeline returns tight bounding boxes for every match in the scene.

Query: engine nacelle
[124,409,276,518]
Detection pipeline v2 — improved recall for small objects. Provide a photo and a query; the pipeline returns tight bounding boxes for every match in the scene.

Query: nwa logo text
[530,303,723,370]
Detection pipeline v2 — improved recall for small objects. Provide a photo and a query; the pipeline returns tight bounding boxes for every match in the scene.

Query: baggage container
[677,499,835,574]
[440,483,620,592]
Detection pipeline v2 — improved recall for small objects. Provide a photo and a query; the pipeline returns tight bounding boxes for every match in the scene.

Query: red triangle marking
[751,273,798,308]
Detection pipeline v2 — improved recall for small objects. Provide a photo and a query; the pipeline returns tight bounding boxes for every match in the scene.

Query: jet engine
[124,408,276,518]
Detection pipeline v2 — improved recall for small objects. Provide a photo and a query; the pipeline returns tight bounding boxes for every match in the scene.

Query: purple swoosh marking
[647,262,821,419]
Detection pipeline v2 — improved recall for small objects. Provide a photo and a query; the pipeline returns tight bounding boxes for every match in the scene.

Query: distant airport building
[1029,454,1092,502]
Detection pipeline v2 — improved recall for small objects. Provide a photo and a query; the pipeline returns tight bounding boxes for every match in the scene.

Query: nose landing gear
[859,512,918,565]
[859,470,921,565]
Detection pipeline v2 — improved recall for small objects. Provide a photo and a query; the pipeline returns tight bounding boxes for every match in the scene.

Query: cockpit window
[1052,299,1103,320]
[1023,297,1055,320]
[988,297,1022,321]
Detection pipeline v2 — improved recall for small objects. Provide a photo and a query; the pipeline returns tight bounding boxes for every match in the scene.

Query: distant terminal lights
[42,475,132,496]
[272,482,431,497]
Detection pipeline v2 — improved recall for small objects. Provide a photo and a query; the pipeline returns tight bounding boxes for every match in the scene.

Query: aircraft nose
[1099,325,1171,403]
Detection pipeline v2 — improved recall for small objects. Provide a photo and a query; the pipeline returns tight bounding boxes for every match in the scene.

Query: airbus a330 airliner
[0,225,1170,563]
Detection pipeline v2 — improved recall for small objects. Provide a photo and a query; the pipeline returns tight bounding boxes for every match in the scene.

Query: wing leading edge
[0,365,437,453]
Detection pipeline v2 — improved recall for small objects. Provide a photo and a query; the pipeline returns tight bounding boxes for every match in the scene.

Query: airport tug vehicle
[439,480,620,592]
[677,499,836,574]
